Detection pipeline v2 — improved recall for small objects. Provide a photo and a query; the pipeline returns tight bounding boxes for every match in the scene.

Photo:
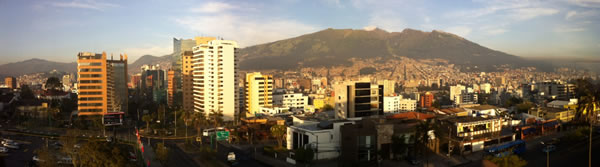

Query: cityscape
[1,0,600,167]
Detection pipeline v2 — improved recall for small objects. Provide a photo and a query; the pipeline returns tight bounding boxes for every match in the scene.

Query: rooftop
[465,105,498,110]
[386,111,435,120]
[438,108,466,114]
[443,116,500,123]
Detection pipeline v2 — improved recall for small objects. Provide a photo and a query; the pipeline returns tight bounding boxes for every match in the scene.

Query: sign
[216,131,229,141]
[104,112,124,126]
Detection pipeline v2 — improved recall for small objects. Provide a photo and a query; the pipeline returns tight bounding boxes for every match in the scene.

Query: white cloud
[554,26,586,32]
[487,28,507,35]
[368,11,405,32]
[50,0,119,11]
[122,44,172,62]
[444,26,472,37]
[510,8,559,21]
[568,0,600,8]
[189,2,237,13]
[565,11,577,20]
[363,25,377,31]
[174,14,319,47]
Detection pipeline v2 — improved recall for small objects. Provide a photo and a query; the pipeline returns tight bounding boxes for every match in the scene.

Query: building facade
[167,69,176,107]
[420,92,434,108]
[334,81,384,119]
[76,52,127,116]
[181,51,194,112]
[4,77,16,89]
[192,39,239,121]
[245,72,273,117]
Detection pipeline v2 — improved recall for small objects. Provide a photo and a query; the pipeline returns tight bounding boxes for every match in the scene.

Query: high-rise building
[244,72,273,117]
[192,39,239,121]
[167,69,176,107]
[76,52,128,116]
[420,92,434,108]
[334,81,383,119]
[130,74,141,88]
[181,51,194,112]
[4,76,16,89]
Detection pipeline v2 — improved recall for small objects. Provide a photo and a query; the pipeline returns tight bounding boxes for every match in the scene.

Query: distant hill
[0,58,77,77]
[127,54,173,74]
[239,28,551,71]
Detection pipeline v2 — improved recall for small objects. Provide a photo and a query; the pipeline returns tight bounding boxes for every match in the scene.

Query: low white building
[286,116,355,160]
[258,106,290,116]
[274,93,309,111]
[384,95,416,113]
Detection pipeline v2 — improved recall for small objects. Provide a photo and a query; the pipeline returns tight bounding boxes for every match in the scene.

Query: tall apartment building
[167,69,176,107]
[192,39,239,121]
[420,92,434,108]
[77,52,127,116]
[4,76,16,89]
[244,72,273,117]
[334,81,384,119]
[182,51,194,112]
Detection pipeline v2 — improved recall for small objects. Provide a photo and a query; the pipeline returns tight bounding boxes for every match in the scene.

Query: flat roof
[466,105,498,110]
[444,116,500,123]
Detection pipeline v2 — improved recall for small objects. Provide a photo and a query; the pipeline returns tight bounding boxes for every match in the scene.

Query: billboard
[104,112,124,126]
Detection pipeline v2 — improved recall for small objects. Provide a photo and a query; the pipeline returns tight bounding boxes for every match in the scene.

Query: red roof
[387,111,435,120]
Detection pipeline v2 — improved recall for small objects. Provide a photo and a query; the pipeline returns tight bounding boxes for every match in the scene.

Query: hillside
[127,54,173,74]
[0,58,77,77]
[239,28,550,71]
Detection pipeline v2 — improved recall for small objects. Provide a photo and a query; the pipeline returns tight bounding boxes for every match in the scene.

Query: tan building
[4,76,16,89]
[77,52,127,116]
[182,51,194,112]
[245,72,273,117]
[167,69,176,107]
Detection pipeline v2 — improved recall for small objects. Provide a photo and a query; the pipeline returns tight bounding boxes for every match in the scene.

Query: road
[1,131,47,167]
[522,133,600,167]
[214,141,271,167]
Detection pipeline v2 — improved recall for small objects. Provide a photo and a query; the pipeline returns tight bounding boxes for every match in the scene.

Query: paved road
[522,133,600,167]
[1,132,47,167]
[214,142,270,167]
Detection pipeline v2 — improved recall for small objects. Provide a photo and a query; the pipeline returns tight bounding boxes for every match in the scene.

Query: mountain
[239,28,551,71]
[0,58,77,77]
[127,54,173,74]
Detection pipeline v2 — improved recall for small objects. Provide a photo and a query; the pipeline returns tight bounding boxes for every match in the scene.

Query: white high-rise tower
[192,40,239,121]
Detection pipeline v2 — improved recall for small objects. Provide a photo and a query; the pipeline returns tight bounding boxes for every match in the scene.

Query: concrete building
[420,92,434,108]
[181,51,194,112]
[167,69,176,107]
[334,81,384,119]
[286,116,355,160]
[274,92,308,111]
[245,72,273,117]
[76,52,127,116]
[192,39,239,121]
[440,116,514,155]
[384,95,416,113]
[4,77,16,89]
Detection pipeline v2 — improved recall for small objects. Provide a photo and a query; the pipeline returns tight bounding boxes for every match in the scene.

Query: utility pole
[546,148,549,167]
[174,108,177,136]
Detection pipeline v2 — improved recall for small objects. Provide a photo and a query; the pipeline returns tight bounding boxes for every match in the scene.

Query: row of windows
[79,68,102,72]
[80,91,102,95]
[79,103,103,107]
[80,80,102,84]
[79,74,102,78]
[79,97,103,101]
[79,109,102,112]
[78,62,102,66]
[80,86,102,89]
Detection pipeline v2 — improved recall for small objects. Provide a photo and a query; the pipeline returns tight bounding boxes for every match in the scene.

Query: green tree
[294,147,314,165]
[574,78,599,167]
[516,101,534,113]
[270,125,287,148]
[77,141,131,167]
[322,104,334,111]
[155,143,169,166]
[60,129,81,167]
[415,119,440,164]
[193,112,207,142]
[45,77,62,91]
[142,114,153,133]
[484,155,527,167]
[179,110,193,142]
[391,135,408,160]
[209,110,224,127]
[35,146,58,167]
[20,85,35,99]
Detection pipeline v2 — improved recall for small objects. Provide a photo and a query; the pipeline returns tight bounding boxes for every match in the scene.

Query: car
[32,155,43,162]
[542,145,556,153]
[106,137,113,142]
[128,152,137,162]
[0,147,8,153]
[227,152,236,161]
[407,156,421,165]
[3,143,19,149]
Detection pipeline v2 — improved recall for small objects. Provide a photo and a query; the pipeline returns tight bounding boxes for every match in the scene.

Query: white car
[227,152,236,161]
[33,155,43,162]
[0,147,8,153]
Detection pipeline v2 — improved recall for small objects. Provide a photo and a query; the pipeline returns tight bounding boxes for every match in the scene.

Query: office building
[273,92,309,111]
[420,92,434,108]
[4,77,16,89]
[167,69,176,107]
[245,72,273,117]
[76,52,127,116]
[181,51,194,112]
[192,39,239,121]
[334,81,384,119]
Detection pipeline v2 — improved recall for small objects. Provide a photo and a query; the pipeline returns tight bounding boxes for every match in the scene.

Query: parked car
[227,152,236,162]
[3,143,19,149]
[542,145,556,153]
[32,155,43,162]
[0,147,8,153]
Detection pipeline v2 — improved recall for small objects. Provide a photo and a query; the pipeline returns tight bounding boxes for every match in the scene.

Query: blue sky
[1,0,599,64]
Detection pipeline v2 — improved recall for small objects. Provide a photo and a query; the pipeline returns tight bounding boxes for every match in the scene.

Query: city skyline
[1,0,600,64]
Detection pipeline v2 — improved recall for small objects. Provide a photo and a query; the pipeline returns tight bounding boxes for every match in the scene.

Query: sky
[0,0,599,64]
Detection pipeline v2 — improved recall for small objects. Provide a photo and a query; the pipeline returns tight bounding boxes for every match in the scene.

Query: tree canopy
[45,77,62,91]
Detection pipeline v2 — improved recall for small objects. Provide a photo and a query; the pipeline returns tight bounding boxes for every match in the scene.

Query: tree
[516,101,534,113]
[179,109,193,142]
[20,85,35,99]
[193,112,207,142]
[415,119,440,165]
[574,78,599,167]
[45,77,62,91]
[391,135,408,160]
[77,141,131,167]
[209,110,224,127]
[322,104,334,111]
[35,146,58,167]
[270,125,286,148]
[484,155,527,167]
[60,129,81,167]
[294,147,314,165]
[155,143,169,166]
[142,114,153,133]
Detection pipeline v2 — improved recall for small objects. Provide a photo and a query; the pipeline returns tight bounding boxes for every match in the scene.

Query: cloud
[189,2,237,13]
[363,26,377,31]
[368,11,405,31]
[568,0,600,8]
[487,28,507,35]
[122,44,172,61]
[50,0,119,11]
[444,26,472,37]
[554,26,586,32]
[174,14,319,47]
[566,11,578,20]
[510,8,559,21]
